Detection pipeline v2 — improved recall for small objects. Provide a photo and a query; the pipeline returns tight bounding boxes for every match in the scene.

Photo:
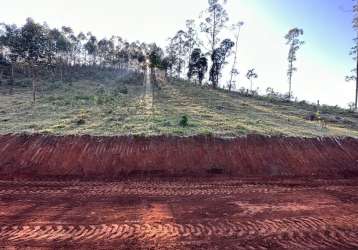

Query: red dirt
[1,134,358,248]
[0,134,358,179]
[0,178,357,249]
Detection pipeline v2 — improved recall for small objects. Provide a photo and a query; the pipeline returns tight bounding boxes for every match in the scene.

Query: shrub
[179,115,189,127]
[305,113,317,121]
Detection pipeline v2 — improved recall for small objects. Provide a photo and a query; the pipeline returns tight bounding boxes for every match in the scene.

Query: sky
[0,0,356,107]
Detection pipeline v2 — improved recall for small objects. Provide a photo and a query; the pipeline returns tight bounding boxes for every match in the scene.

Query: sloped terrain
[1,79,358,137]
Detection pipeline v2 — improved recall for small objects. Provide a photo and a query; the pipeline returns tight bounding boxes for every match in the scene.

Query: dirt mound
[0,134,357,179]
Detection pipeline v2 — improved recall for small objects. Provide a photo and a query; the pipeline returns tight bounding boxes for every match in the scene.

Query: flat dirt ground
[0,178,357,249]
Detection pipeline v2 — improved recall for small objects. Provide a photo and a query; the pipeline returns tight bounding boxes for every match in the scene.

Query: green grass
[1,78,358,137]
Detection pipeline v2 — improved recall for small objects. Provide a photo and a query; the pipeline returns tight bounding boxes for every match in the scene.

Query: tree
[200,0,229,87]
[197,57,208,84]
[48,28,69,81]
[246,68,258,91]
[187,48,208,84]
[285,28,304,99]
[85,33,98,66]
[200,0,229,55]
[20,18,50,103]
[209,38,234,88]
[228,21,244,92]
[169,30,188,78]
[347,0,358,111]
[148,43,164,69]
[184,20,200,67]
[0,24,22,86]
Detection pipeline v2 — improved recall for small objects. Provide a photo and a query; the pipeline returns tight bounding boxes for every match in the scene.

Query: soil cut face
[1,134,358,249]
[0,134,358,179]
[0,178,357,249]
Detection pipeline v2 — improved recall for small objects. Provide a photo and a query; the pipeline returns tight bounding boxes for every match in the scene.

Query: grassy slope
[1,78,358,137]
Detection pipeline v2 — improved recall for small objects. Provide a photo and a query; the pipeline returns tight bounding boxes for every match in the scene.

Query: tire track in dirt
[0,215,357,248]
[0,181,355,197]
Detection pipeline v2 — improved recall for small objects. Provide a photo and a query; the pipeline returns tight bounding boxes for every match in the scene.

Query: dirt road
[0,178,357,249]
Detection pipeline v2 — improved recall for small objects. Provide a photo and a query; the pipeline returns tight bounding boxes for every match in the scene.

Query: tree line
[150,0,305,102]
[1,0,357,110]
[0,18,164,102]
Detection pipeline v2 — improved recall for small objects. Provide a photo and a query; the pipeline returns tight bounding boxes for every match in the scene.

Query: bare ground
[0,178,357,249]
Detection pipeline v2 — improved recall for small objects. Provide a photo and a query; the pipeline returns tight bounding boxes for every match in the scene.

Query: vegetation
[285,28,304,99]
[0,0,358,138]
[1,77,358,138]
[346,0,358,111]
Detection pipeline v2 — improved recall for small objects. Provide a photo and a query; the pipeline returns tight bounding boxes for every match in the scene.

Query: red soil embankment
[0,134,357,179]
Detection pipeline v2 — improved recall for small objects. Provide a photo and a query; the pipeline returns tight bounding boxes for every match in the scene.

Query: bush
[113,85,128,95]
[305,113,317,121]
[76,118,86,125]
[179,115,189,127]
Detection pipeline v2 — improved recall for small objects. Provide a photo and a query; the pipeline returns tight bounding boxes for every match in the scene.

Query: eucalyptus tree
[97,38,112,68]
[187,48,201,81]
[209,38,234,88]
[200,0,229,87]
[246,68,258,91]
[187,48,208,84]
[200,0,229,56]
[84,33,98,66]
[148,43,164,69]
[184,20,200,67]
[228,21,244,92]
[170,30,188,78]
[0,24,22,84]
[346,0,358,111]
[48,28,69,81]
[20,18,50,103]
[76,32,87,65]
[285,28,304,99]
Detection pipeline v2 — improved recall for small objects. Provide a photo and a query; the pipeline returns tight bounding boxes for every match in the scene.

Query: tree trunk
[60,64,63,82]
[31,68,36,104]
[10,64,14,83]
[9,64,14,95]
[229,26,242,92]
[355,46,358,111]
[355,76,358,111]
[0,69,3,86]
[288,59,293,99]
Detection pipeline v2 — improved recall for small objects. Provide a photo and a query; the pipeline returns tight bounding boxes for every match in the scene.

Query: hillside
[1,77,358,138]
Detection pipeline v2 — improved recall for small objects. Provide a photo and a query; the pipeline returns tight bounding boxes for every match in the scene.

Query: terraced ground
[0,178,357,249]
[1,77,358,137]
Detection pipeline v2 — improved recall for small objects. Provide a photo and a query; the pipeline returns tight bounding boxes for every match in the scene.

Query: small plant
[113,85,128,95]
[179,115,189,127]
[76,118,85,125]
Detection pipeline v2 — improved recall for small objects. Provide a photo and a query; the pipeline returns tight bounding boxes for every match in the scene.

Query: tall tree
[209,38,234,88]
[246,68,258,91]
[21,18,50,103]
[228,21,244,92]
[200,0,229,87]
[200,0,229,55]
[187,48,208,84]
[347,0,358,111]
[285,28,304,99]
[184,20,200,67]
[0,24,22,85]
[85,33,98,66]
[169,30,188,78]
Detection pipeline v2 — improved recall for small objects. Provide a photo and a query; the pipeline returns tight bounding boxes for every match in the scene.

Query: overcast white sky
[1,0,356,107]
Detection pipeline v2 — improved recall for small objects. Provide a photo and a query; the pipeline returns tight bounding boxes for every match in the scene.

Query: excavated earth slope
[0,134,358,249]
[0,133,357,179]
